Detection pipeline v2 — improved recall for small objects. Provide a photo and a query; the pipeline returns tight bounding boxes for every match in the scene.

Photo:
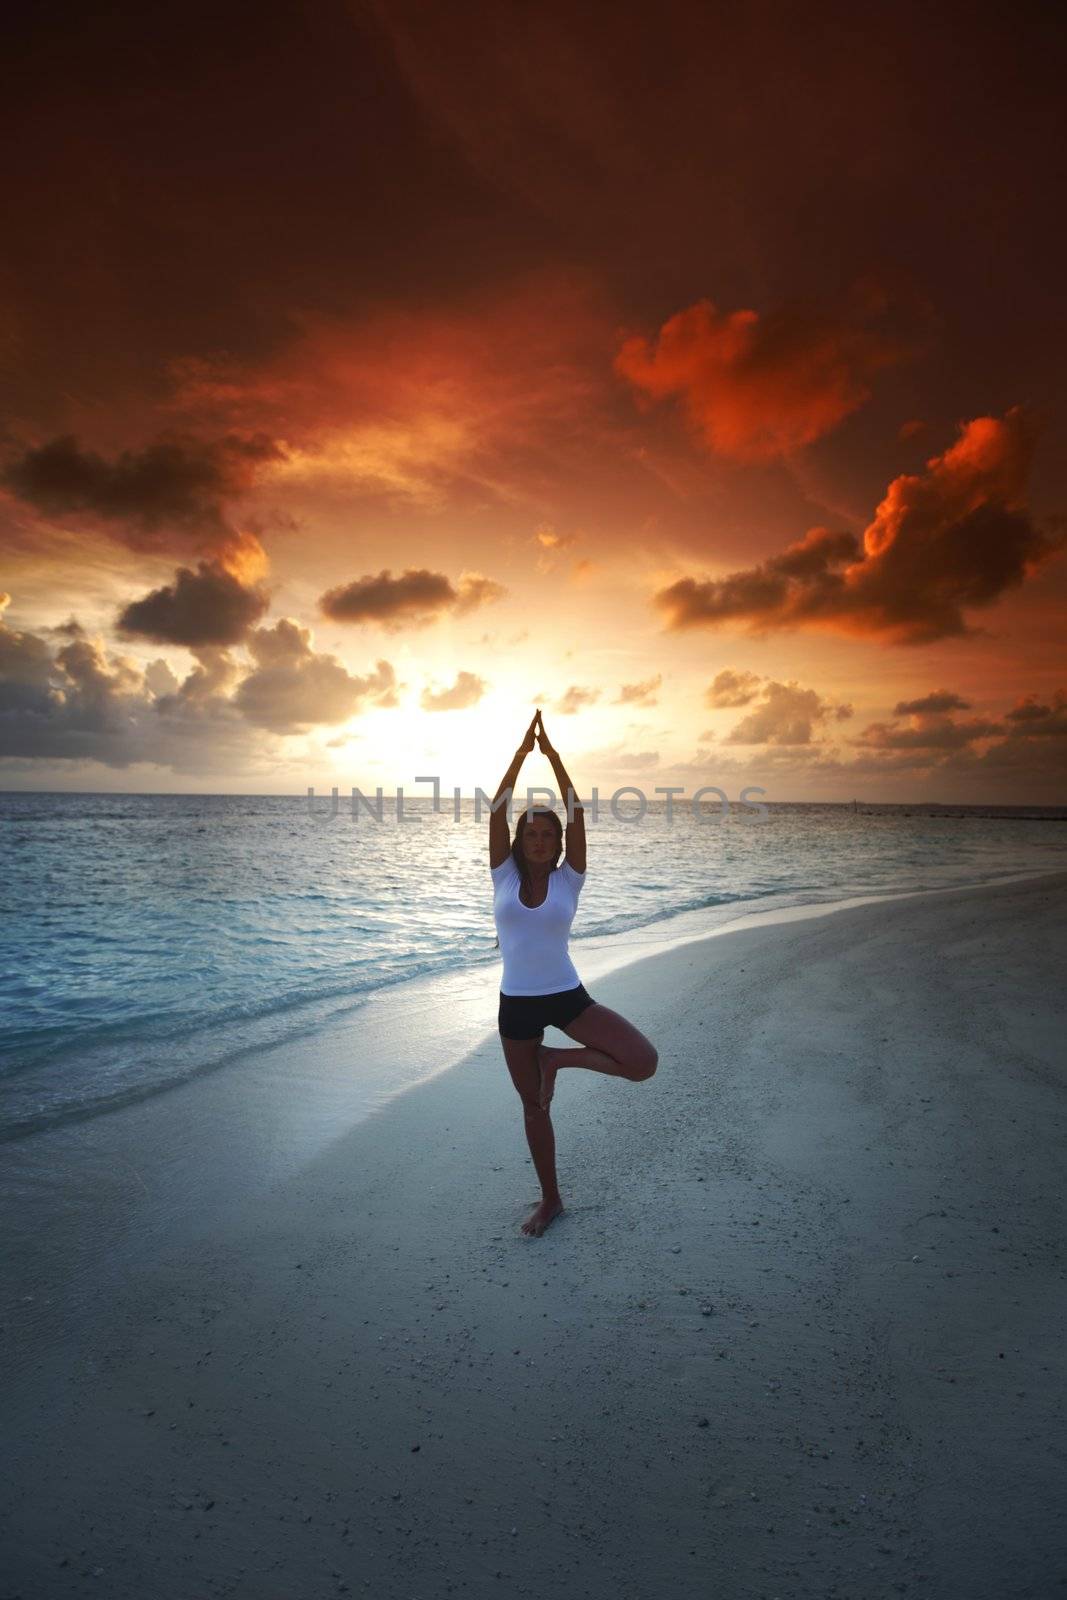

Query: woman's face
[521,814,558,866]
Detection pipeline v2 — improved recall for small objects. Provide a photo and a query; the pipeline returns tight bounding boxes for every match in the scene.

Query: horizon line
[1,787,1064,813]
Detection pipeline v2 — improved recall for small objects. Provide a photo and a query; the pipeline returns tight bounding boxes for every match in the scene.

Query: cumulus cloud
[848,685,1067,767]
[654,409,1065,645]
[0,597,401,770]
[144,658,181,698]
[319,567,505,630]
[556,685,600,714]
[943,691,1067,786]
[723,680,854,746]
[0,595,64,719]
[234,619,398,734]
[651,675,1067,799]
[614,674,661,706]
[678,682,1067,795]
[835,687,1067,791]
[1,431,283,568]
[615,288,913,463]
[159,646,242,705]
[704,668,763,708]
[420,670,486,711]
[116,558,271,647]
[0,604,255,771]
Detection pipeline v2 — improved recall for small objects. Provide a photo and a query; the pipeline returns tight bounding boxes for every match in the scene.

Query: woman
[490,709,659,1237]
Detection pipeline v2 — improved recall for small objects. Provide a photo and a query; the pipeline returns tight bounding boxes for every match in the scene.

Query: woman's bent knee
[632,1044,658,1081]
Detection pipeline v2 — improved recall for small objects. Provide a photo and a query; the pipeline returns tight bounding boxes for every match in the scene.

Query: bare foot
[522,1197,564,1237]
[537,1043,559,1112]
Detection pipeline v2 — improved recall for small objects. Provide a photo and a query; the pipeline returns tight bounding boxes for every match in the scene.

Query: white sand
[4,869,1067,1600]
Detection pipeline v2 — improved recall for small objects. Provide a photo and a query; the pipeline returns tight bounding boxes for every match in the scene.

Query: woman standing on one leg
[490,709,659,1238]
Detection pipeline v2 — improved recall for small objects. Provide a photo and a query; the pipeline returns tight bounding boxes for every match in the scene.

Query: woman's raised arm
[537,715,585,874]
[489,709,539,869]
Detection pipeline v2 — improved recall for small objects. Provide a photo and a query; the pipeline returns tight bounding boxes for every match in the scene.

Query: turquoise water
[2,792,1064,1140]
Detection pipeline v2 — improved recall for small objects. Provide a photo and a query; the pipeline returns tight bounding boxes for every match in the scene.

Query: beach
[4,868,1067,1600]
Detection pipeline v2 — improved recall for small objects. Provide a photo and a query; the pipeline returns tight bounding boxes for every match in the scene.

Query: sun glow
[314,678,602,799]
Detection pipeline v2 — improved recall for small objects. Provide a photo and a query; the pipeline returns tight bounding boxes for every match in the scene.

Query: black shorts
[498,982,596,1041]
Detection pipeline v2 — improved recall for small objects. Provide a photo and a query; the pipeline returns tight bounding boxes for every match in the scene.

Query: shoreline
[4,868,1067,1598]
[4,866,1064,1333]
[5,861,1061,1148]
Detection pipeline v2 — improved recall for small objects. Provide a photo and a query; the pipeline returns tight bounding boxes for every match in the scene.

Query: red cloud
[654,408,1064,645]
[615,289,914,462]
[166,270,617,515]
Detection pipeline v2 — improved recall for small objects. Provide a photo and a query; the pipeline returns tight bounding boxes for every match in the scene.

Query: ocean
[2,791,1065,1143]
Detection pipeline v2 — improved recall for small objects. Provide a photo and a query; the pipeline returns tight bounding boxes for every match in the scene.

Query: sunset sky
[2,0,1065,802]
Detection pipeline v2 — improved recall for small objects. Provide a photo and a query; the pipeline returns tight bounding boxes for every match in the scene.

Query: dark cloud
[320,568,505,630]
[0,605,209,769]
[894,690,971,715]
[654,410,1064,645]
[658,527,861,632]
[0,593,62,719]
[928,690,1067,792]
[853,715,1004,751]
[2,431,283,562]
[850,685,1018,753]
[116,559,271,647]
[1003,692,1067,734]
[320,568,454,628]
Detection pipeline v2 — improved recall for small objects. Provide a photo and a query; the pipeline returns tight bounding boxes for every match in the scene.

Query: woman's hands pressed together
[535,711,556,758]
[518,709,540,758]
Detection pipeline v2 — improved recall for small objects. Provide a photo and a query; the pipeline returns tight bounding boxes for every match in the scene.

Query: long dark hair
[512,807,564,900]
[493,807,564,947]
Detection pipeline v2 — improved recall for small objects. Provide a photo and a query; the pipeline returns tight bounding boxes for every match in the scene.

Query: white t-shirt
[491,854,586,996]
